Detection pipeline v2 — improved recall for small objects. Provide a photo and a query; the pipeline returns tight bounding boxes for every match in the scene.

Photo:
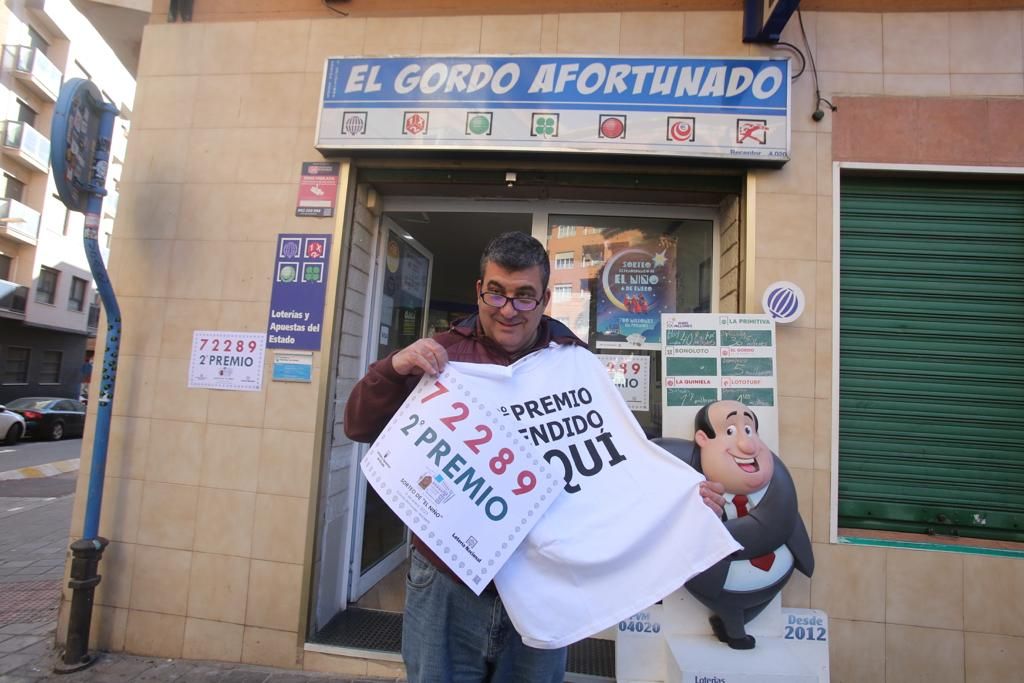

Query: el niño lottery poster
[595,236,677,350]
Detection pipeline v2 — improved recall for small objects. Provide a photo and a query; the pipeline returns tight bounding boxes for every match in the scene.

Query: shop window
[68,276,87,311]
[0,254,11,281]
[838,174,1024,544]
[3,347,30,384]
[39,350,62,384]
[546,214,714,438]
[36,266,58,304]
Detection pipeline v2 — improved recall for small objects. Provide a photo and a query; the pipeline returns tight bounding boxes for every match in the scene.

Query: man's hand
[392,338,448,377]
[699,480,726,518]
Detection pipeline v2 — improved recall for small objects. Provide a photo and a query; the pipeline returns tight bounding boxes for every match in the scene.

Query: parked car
[5,397,86,441]
[0,404,26,444]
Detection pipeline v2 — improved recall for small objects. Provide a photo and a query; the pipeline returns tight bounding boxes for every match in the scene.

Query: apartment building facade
[0,0,134,404]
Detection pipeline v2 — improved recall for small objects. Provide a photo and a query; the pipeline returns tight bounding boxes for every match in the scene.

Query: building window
[3,347,30,384]
[68,277,87,311]
[3,174,25,203]
[554,251,575,270]
[0,254,11,281]
[581,244,603,267]
[36,266,58,304]
[39,350,62,384]
[553,284,572,301]
[15,100,37,128]
[27,26,49,54]
[557,225,577,238]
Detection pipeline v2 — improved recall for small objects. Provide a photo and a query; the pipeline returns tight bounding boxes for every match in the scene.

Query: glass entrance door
[344,198,720,603]
[349,219,433,601]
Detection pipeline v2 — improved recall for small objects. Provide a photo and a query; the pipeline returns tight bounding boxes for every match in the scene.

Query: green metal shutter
[838,176,1024,542]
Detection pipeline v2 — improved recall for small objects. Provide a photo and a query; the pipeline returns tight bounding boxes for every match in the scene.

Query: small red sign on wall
[296,161,340,217]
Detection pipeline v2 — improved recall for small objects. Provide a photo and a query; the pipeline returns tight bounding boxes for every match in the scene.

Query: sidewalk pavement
[1,496,392,682]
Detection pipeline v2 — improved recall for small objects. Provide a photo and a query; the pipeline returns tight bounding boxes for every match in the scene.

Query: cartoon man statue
[656,400,814,649]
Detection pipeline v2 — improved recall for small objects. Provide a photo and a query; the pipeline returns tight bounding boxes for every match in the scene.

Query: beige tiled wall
[69,8,1024,680]
[67,13,338,666]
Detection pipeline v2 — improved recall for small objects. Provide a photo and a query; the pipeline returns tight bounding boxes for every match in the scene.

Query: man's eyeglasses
[479,291,542,312]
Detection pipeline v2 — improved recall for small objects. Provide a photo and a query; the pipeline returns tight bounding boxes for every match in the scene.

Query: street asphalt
[0,459,392,681]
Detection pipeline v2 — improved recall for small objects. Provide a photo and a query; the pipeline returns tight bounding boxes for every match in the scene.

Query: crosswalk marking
[0,458,80,481]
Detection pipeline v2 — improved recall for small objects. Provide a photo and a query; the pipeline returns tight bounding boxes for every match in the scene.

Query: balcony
[0,279,28,318]
[0,198,41,245]
[4,45,62,102]
[1,121,51,174]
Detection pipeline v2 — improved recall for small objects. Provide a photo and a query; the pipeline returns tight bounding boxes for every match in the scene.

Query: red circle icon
[601,117,624,138]
[669,120,693,141]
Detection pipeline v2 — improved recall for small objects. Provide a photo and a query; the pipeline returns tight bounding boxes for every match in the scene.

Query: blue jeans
[402,549,567,683]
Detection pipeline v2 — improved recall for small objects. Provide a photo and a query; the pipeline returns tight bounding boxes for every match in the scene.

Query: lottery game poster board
[661,313,779,452]
[360,367,561,594]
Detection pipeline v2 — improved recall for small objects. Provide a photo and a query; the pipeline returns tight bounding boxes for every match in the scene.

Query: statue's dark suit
[655,437,814,646]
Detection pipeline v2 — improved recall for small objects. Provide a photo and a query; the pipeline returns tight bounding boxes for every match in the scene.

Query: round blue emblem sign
[762,281,805,323]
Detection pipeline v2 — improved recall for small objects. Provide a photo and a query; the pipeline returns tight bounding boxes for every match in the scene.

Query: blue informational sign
[51,79,106,214]
[266,234,332,350]
[317,56,790,161]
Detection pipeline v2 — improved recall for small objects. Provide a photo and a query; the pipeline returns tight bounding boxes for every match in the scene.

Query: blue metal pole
[80,102,119,541]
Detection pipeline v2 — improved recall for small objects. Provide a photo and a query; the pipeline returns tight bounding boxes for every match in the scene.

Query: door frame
[348,216,434,601]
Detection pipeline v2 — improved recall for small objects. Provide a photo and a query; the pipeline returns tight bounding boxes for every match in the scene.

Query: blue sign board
[51,78,106,213]
[317,56,790,161]
[266,234,332,350]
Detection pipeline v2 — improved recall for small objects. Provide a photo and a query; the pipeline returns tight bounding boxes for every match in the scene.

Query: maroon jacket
[344,314,586,585]
[344,314,586,442]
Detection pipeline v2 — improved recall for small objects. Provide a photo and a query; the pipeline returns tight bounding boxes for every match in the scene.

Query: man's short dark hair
[694,401,759,439]
[480,232,550,290]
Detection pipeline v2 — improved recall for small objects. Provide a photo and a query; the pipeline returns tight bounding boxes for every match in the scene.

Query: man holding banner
[346,232,587,681]
[345,232,731,682]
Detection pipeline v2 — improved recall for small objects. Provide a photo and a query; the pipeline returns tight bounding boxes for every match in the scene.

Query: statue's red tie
[732,494,776,572]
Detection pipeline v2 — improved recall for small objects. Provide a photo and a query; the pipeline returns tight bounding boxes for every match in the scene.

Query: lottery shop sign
[266,233,332,350]
[317,56,790,162]
[362,366,561,593]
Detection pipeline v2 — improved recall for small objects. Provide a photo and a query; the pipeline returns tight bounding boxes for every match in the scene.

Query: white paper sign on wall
[188,331,266,391]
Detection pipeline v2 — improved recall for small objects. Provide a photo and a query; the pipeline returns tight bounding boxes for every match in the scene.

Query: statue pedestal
[615,590,830,682]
